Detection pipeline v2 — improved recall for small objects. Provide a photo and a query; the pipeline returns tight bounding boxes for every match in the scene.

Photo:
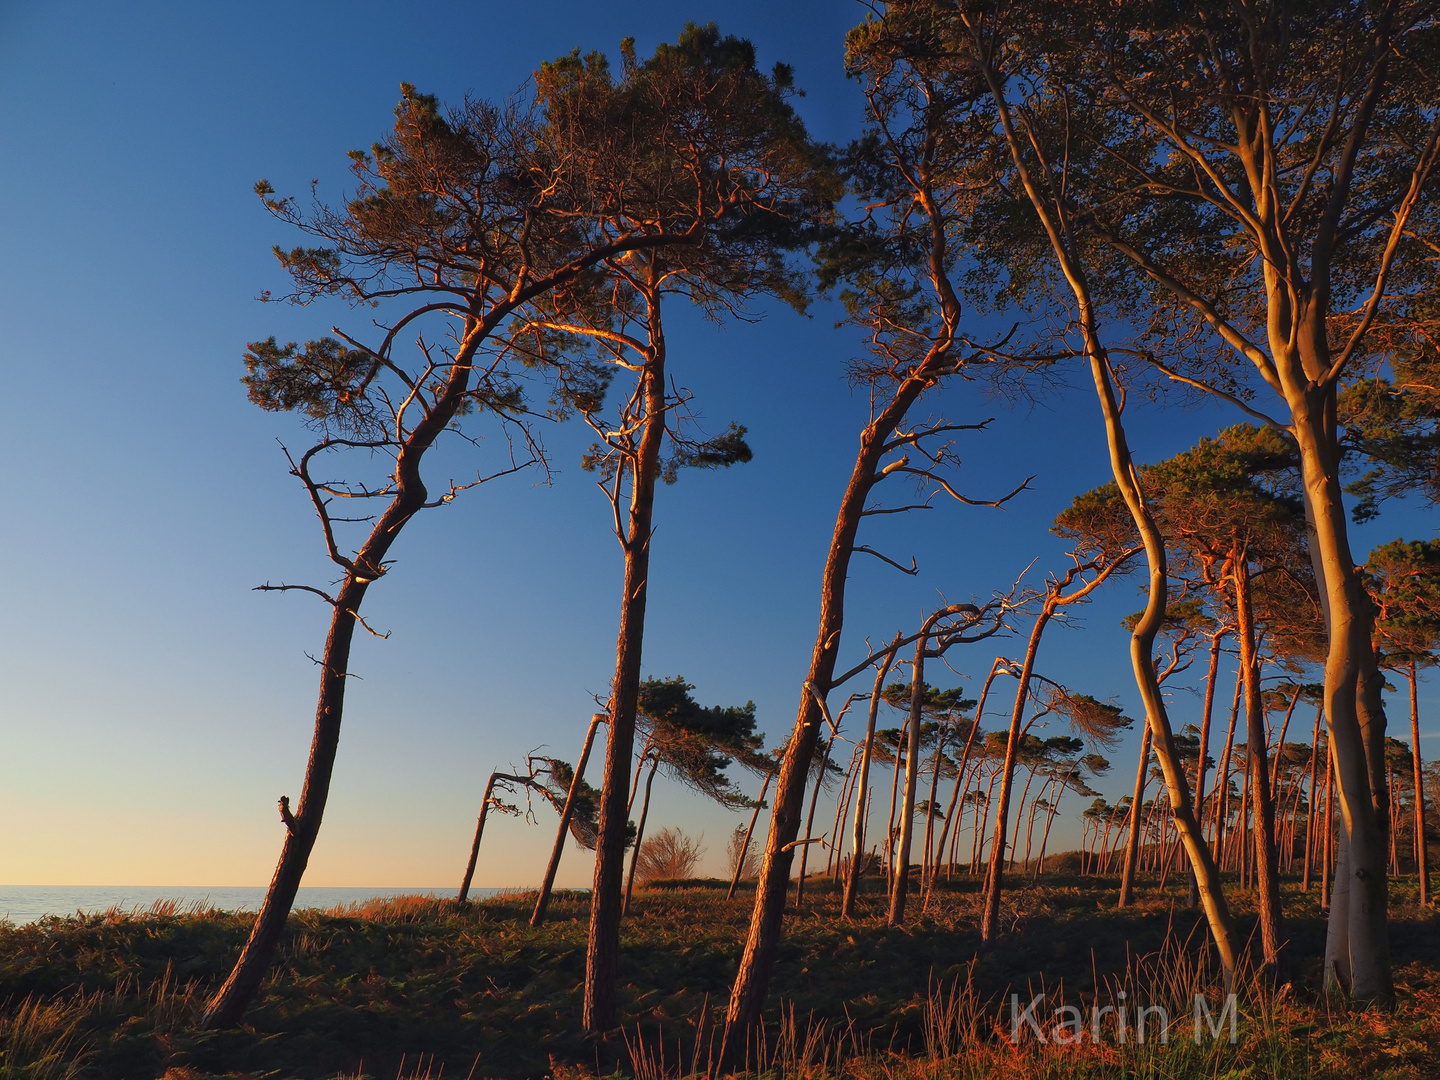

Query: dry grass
[0,874,1434,1078]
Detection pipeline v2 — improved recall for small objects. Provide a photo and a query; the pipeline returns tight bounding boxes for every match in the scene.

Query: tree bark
[201,305,498,1028]
[532,714,605,927]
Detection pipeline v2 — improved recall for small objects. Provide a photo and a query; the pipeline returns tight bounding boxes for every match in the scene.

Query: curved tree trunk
[201,314,491,1029]
[972,26,1239,981]
[532,714,605,927]
[980,608,1052,939]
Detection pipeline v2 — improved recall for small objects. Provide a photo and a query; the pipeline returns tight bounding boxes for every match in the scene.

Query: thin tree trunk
[973,28,1238,980]
[922,717,949,889]
[844,640,901,918]
[1408,661,1431,906]
[827,750,861,879]
[202,313,495,1027]
[891,611,948,925]
[584,291,668,1034]
[623,756,660,917]
[926,660,1001,907]
[1214,669,1243,859]
[532,714,605,927]
[1010,765,1041,872]
[722,316,967,1050]
[457,771,537,902]
[1118,723,1152,907]
[1302,706,1322,893]
[796,735,835,909]
[728,771,774,901]
[981,608,1053,939]
[1322,740,1335,910]
[884,715,908,889]
[457,775,500,904]
[1236,553,1285,971]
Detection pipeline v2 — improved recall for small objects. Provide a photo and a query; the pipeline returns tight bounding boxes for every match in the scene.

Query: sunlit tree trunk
[1118,723,1152,908]
[728,771,774,902]
[844,641,901,918]
[1234,555,1286,971]
[623,755,661,916]
[796,735,835,909]
[1406,661,1431,906]
[532,714,605,927]
[722,323,969,1050]
[891,610,949,925]
[584,289,667,1034]
[925,660,1001,908]
[971,33,1238,979]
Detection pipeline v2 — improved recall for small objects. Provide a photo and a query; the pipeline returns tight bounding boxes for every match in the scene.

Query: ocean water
[0,886,510,925]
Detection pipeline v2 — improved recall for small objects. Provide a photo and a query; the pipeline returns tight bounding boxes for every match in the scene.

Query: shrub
[635,827,705,883]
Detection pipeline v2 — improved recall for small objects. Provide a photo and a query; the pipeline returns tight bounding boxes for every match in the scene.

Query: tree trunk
[843,640,901,918]
[796,735,835,909]
[728,771,774,901]
[827,750,860,879]
[202,318,491,1027]
[884,715,908,890]
[532,714,605,927]
[722,335,961,1052]
[973,31,1238,982]
[1290,392,1393,1005]
[584,295,667,1035]
[623,755,660,916]
[980,610,1051,939]
[1118,722,1152,908]
[891,611,948,925]
[1408,661,1430,906]
[925,661,998,909]
[201,578,369,1028]
[458,773,503,902]
[1234,556,1285,971]
[1302,705,1323,894]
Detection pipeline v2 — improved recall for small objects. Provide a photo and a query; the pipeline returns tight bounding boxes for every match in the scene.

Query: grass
[0,874,1435,1078]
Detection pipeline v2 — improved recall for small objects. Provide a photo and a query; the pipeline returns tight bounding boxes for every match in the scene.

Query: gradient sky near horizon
[1,0,1435,890]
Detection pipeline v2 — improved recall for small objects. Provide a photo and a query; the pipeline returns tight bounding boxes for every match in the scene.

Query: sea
[0,886,511,926]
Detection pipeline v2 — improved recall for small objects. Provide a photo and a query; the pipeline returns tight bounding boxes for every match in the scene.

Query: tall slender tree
[526,26,837,1033]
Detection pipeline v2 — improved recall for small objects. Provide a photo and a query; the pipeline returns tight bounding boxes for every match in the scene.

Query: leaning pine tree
[200,83,714,1029]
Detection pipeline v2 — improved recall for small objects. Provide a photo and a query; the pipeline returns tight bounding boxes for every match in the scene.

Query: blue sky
[1,0,1433,888]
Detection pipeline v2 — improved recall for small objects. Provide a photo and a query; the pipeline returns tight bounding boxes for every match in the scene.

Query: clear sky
[1,1,1434,889]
